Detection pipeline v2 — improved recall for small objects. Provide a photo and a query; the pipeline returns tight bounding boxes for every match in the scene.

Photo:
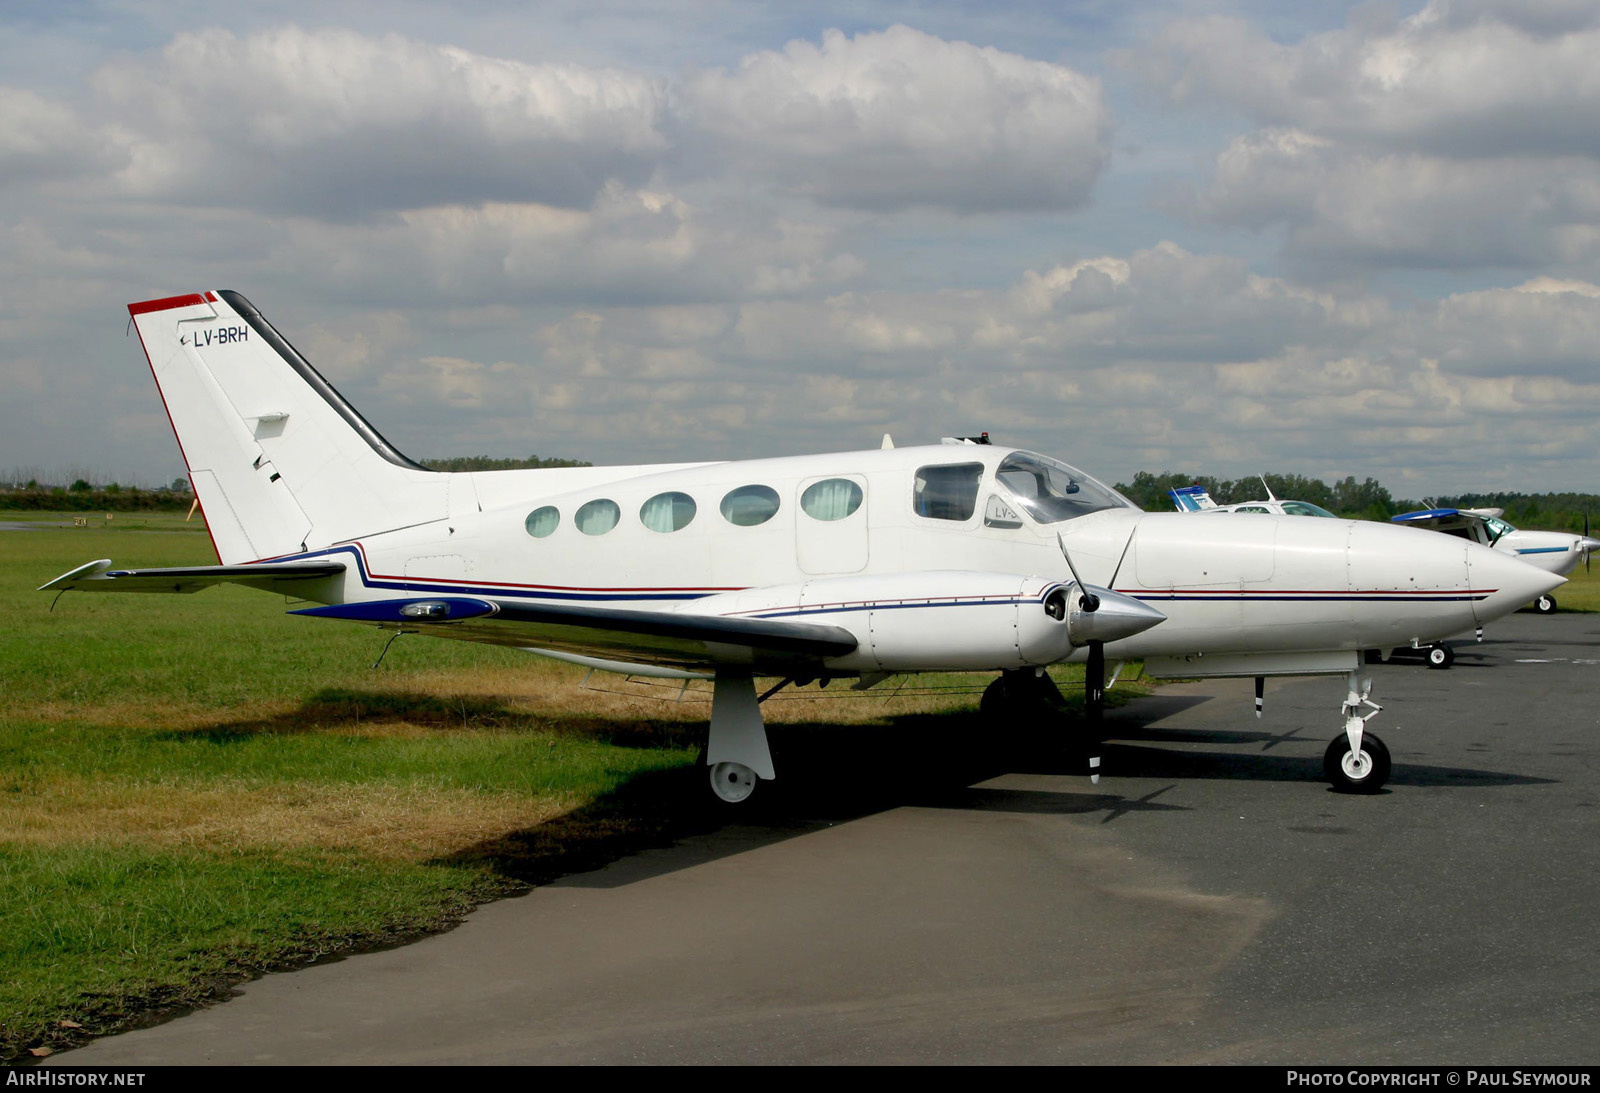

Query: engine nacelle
[684,570,1074,673]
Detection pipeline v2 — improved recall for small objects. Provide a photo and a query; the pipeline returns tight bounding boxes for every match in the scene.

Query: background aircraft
[41,292,1561,800]
[1391,508,1599,614]
[1168,481,1339,519]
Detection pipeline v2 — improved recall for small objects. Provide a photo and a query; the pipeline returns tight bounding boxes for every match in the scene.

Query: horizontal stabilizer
[295,596,859,673]
[40,559,346,594]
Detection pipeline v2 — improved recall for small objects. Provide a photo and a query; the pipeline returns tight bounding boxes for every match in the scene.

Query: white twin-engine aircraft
[43,292,1562,802]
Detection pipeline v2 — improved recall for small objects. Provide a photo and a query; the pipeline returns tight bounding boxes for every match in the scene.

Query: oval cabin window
[524,506,560,538]
[800,478,863,521]
[640,491,696,533]
[720,485,781,527]
[575,499,620,536]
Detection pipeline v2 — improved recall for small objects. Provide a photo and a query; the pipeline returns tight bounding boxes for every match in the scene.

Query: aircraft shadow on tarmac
[437,702,1553,892]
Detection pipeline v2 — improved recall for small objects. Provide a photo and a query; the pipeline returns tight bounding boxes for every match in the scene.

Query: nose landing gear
[1326,671,1390,793]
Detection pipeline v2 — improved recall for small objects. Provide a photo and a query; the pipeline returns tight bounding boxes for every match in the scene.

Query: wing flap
[40,559,347,594]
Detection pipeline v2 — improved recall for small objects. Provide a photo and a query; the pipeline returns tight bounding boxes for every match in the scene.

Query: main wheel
[1324,732,1391,794]
[709,761,757,804]
[1425,644,1454,669]
[980,671,1066,722]
[1535,594,1557,615]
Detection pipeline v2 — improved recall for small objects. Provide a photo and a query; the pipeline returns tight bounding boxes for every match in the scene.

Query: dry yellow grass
[0,775,576,861]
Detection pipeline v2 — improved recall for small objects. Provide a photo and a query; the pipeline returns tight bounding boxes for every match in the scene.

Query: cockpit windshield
[994,451,1132,524]
[1281,500,1339,519]
[1484,516,1515,544]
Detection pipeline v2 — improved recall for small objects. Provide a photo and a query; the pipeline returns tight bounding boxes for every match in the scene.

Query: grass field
[1548,558,1600,611]
[1,515,1108,1060]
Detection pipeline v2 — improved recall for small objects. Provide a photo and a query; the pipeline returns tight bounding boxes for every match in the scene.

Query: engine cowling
[683,571,1163,673]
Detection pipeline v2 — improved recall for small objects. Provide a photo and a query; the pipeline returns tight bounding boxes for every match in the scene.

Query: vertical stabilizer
[129,291,444,563]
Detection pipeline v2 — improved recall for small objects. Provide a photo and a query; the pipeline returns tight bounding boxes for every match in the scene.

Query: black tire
[1425,644,1453,669]
[1535,594,1557,615]
[1324,732,1391,793]
[980,671,1066,722]
[979,675,1011,721]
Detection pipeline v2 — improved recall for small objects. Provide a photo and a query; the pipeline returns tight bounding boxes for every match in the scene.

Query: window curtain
[576,499,619,535]
[802,479,862,521]
[641,493,694,533]
[525,507,559,538]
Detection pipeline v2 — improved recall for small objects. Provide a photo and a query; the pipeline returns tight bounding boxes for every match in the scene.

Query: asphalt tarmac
[59,613,1600,1065]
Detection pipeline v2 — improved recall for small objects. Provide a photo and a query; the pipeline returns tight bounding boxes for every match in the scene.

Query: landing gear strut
[1325,670,1390,793]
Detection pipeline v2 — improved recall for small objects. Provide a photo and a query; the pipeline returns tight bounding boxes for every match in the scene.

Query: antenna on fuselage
[1260,474,1277,503]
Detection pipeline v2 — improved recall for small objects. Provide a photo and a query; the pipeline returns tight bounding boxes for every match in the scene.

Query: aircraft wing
[40,558,347,594]
[1390,508,1487,535]
[292,596,860,674]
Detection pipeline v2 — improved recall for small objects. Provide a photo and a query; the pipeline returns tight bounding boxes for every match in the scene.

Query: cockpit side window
[994,452,1129,524]
[913,463,983,521]
[1484,516,1514,544]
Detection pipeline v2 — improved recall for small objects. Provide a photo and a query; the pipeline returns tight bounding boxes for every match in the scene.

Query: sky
[1,0,1597,495]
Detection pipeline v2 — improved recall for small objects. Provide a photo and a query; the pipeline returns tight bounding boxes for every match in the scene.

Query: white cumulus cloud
[86,25,668,216]
[677,24,1110,212]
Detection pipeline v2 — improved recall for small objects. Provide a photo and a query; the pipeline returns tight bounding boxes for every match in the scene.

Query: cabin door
[795,474,869,575]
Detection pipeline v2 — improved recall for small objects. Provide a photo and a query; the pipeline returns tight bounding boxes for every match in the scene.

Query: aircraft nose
[1070,585,1166,645]
[1469,545,1566,621]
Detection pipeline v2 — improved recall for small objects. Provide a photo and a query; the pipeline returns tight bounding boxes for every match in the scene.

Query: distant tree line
[1429,492,1597,537]
[1115,471,1599,531]
[6,459,1590,531]
[1,456,592,510]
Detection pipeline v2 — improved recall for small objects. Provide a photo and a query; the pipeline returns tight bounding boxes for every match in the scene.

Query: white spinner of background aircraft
[41,292,1564,801]
[1391,508,1598,614]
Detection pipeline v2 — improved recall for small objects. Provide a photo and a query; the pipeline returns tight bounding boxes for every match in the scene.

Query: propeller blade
[1056,532,1099,612]
[1085,639,1105,783]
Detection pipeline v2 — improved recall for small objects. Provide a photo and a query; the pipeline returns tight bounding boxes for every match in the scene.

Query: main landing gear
[980,640,1111,783]
[1368,643,1454,669]
[1325,670,1390,793]
[703,670,776,806]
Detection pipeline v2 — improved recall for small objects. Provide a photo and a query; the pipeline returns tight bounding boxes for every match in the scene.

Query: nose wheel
[1324,733,1391,793]
[1534,594,1557,615]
